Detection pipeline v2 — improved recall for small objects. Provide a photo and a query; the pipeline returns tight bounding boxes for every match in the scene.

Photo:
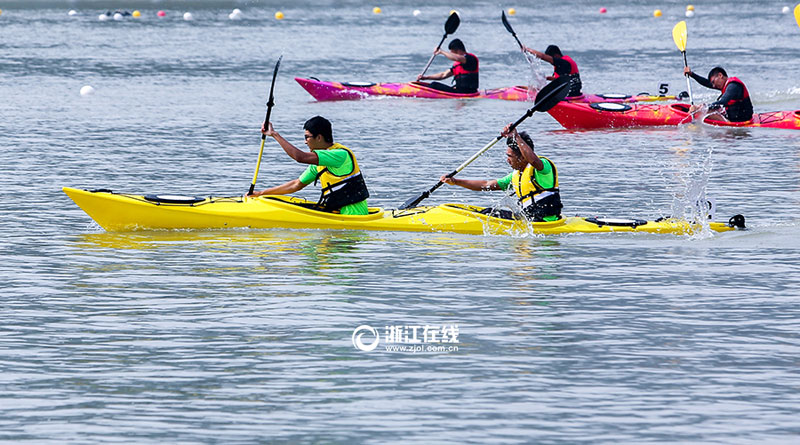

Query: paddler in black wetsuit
[522,44,582,97]
[683,66,754,122]
[416,39,479,94]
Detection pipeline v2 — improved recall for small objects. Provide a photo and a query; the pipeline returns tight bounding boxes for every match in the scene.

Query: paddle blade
[501,10,515,34]
[533,77,571,113]
[672,21,688,52]
[444,11,460,34]
[795,4,800,29]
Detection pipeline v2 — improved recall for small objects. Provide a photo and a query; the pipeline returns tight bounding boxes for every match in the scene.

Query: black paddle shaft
[261,56,283,141]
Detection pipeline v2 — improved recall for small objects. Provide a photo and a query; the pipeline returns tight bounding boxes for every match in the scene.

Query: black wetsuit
[428,54,479,94]
[688,72,754,122]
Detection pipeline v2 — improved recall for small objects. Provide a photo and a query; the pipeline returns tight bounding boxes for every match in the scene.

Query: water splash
[522,52,548,93]
[666,139,716,238]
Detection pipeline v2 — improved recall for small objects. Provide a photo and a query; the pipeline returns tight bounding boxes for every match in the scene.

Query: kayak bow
[295,77,678,103]
[63,187,744,236]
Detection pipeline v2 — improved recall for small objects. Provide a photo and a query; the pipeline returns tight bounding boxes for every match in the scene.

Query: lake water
[1,0,799,442]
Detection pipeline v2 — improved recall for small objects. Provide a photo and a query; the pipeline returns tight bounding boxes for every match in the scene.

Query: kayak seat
[671,104,691,113]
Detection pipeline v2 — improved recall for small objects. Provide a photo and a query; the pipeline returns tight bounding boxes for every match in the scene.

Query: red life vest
[718,76,753,122]
[452,53,479,77]
[722,77,750,106]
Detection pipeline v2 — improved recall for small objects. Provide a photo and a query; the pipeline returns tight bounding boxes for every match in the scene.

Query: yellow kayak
[63,187,745,236]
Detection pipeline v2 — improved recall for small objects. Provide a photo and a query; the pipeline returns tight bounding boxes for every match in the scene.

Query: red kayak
[548,102,800,130]
[295,77,679,103]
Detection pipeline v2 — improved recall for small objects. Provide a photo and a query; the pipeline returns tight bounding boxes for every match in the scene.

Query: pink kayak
[295,77,680,103]
[548,102,800,130]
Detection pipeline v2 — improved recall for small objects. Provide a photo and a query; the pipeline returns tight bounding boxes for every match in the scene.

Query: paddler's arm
[248,179,307,197]
[684,67,714,89]
[436,48,466,64]
[262,122,319,165]
[440,176,501,191]
[417,68,453,81]
[502,124,544,171]
[522,46,554,64]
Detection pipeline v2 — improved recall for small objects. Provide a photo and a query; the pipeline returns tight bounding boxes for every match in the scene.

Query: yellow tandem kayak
[63,187,745,236]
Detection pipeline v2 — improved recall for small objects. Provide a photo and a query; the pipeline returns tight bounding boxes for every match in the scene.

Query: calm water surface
[1,1,799,443]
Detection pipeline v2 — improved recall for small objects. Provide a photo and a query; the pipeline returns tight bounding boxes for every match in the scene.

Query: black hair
[708,67,727,81]
[303,116,333,143]
[506,131,534,156]
[448,39,466,52]
[544,45,562,58]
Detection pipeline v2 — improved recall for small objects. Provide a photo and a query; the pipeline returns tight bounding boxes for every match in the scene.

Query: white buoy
[229,10,242,20]
[782,6,790,14]
[80,85,96,96]
[685,10,695,17]
[232,8,242,15]
[413,9,421,16]
[113,12,123,21]
[183,12,193,21]
[68,10,78,16]
[98,13,109,21]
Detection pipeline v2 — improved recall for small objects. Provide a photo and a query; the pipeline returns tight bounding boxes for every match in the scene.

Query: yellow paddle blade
[672,21,688,52]
[795,4,800,29]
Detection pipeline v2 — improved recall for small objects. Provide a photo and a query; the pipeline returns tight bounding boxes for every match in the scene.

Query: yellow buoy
[373,7,382,14]
[687,5,695,11]
[0,8,3,16]
[275,11,284,20]
[654,9,662,17]
[132,10,141,18]
[508,8,516,16]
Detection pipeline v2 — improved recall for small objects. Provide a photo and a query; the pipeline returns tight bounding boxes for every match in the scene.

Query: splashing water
[667,141,716,238]
[523,53,549,93]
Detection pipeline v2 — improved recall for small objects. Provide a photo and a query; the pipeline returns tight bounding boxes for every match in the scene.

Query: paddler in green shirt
[248,116,370,215]
[440,124,563,221]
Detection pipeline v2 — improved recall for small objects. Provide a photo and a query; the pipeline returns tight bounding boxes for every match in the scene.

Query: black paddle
[501,10,524,50]
[248,56,282,195]
[418,12,460,78]
[398,76,570,210]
